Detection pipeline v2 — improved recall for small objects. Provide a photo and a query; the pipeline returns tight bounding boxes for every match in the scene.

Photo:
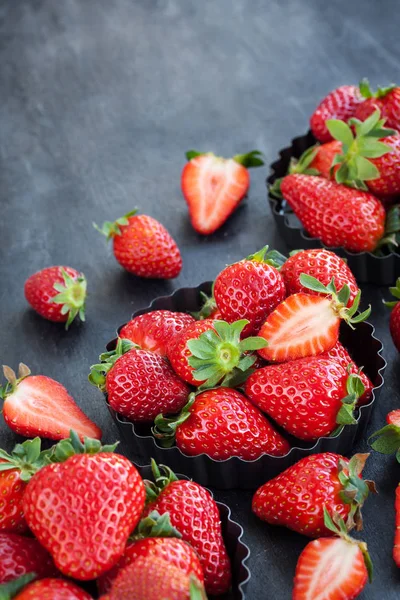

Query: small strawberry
[5,576,93,600]
[166,318,266,388]
[310,85,363,143]
[280,173,386,252]
[94,210,182,278]
[154,388,290,459]
[354,78,400,133]
[143,461,231,595]
[0,532,57,583]
[213,246,287,336]
[323,342,373,405]
[252,453,375,537]
[24,266,86,329]
[245,357,365,441]
[280,248,359,307]
[0,364,101,441]
[181,149,264,235]
[257,275,370,363]
[118,310,195,356]
[90,339,189,422]
[384,278,400,352]
[107,555,206,600]
[293,508,372,600]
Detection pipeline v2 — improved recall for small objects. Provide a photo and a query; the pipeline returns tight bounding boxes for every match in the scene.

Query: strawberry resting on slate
[181,149,264,234]
[384,277,400,353]
[0,363,101,441]
[94,209,182,279]
[24,266,87,329]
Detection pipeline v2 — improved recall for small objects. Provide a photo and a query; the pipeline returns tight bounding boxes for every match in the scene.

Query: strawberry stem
[130,510,182,541]
[336,372,365,426]
[51,269,87,330]
[384,276,400,309]
[0,364,31,400]
[143,459,179,502]
[89,338,138,390]
[152,394,196,448]
[246,245,287,268]
[287,145,320,176]
[369,424,400,462]
[233,150,264,168]
[359,78,396,99]
[337,453,376,531]
[93,209,138,240]
[191,291,218,320]
[0,573,37,599]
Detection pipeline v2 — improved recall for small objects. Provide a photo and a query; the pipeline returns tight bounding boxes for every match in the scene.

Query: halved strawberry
[181,150,264,235]
[257,276,370,363]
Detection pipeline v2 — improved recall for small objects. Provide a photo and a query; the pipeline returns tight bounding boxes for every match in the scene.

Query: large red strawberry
[310,85,363,143]
[280,248,359,306]
[385,278,400,352]
[118,310,195,356]
[23,452,145,580]
[8,577,93,600]
[24,266,86,329]
[280,174,385,252]
[0,532,57,583]
[354,79,400,133]
[154,388,289,459]
[1,364,101,441]
[257,275,370,363]
[181,149,264,235]
[143,462,231,595]
[95,210,182,278]
[252,453,374,537]
[293,508,372,600]
[245,357,365,441]
[323,342,373,405]
[213,246,286,336]
[90,338,189,422]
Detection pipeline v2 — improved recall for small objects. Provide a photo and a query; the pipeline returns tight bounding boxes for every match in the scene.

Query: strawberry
[118,311,195,356]
[95,210,182,278]
[107,555,206,600]
[154,388,290,459]
[213,246,287,336]
[0,364,101,441]
[354,78,400,133]
[323,342,373,405]
[0,532,57,583]
[257,275,370,363]
[293,508,372,600]
[280,248,359,307]
[280,174,386,252]
[90,339,189,422]
[98,512,204,594]
[143,462,231,595]
[310,85,363,143]
[245,357,365,441]
[23,451,145,580]
[181,149,264,235]
[166,318,266,388]
[24,266,86,329]
[384,278,400,352]
[252,453,375,537]
[6,577,93,600]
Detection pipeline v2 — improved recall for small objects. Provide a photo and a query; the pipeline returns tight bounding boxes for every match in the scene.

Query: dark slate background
[1,1,400,597]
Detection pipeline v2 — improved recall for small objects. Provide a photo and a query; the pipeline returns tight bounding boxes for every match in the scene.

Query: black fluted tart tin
[104,282,386,490]
[267,130,400,285]
[136,464,250,600]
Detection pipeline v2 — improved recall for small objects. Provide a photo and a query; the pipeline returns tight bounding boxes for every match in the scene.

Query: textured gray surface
[1,0,400,597]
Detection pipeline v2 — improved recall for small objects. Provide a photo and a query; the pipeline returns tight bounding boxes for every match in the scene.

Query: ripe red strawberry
[23,452,145,580]
[107,555,206,600]
[24,266,86,329]
[143,462,231,595]
[9,577,93,600]
[293,509,372,600]
[323,342,373,405]
[257,276,370,363]
[280,248,359,306]
[252,453,375,537]
[90,339,189,422]
[354,79,400,133]
[154,388,290,459]
[0,532,57,583]
[245,357,365,441]
[385,278,400,352]
[95,210,182,278]
[213,246,286,336]
[118,310,195,356]
[181,149,264,235]
[280,174,385,252]
[1,364,101,441]
[310,85,362,143]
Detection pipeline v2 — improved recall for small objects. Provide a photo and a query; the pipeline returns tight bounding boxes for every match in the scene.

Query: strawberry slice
[258,275,370,362]
[181,150,264,235]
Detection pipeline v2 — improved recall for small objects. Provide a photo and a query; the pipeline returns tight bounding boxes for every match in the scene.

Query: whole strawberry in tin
[310,85,363,143]
[24,266,86,329]
[252,453,375,537]
[95,209,182,279]
[213,246,286,336]
[0,532,57,583]
[90,338,189,422]
[384,278,400,353]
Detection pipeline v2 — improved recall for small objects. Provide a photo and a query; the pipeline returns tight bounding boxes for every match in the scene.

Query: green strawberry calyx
[299,274,371,328]
[189,577,208,600]
[45,429,118,463]
[325,108,396,191]
[186,319,268,389]
[88,338,138,390]
[336,371,366,427]
[130,510,182,541]
[192,290,218,320]
[186,149,264,168]
[0,573,37,600]
[93,209,138,241]
[337,453,376,531]
[359,78,396,100]
[269,146,320,198]
[0,363,31,400]
[323,507,373,582]
[246,245,287,269]
[143,459,180,502]
[50,268,87,330]
[152,395,196,449]
[383,276,400,310]
[369,420,400,463]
